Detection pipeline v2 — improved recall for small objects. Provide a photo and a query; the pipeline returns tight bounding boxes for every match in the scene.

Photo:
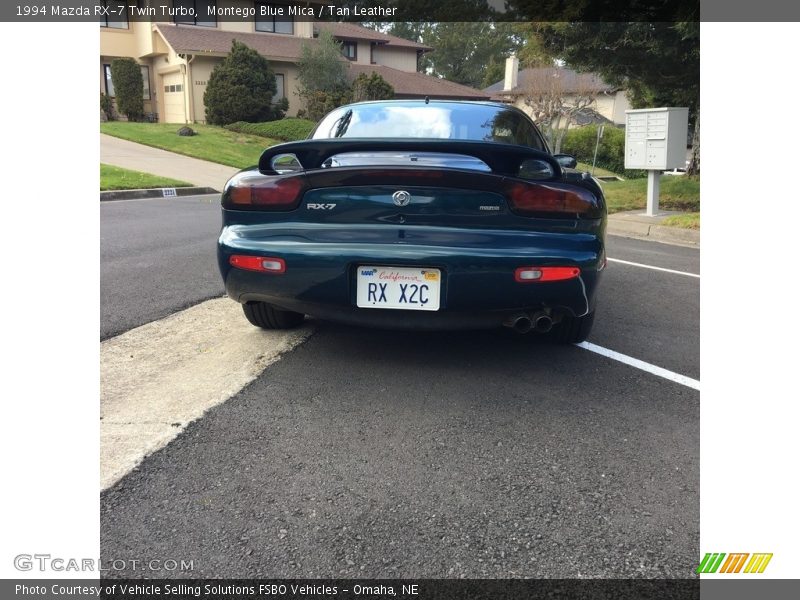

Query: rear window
[311,102,547,150]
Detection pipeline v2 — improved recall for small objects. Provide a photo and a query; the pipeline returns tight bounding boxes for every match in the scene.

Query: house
[100,0,489,124]
[483,56,631,126]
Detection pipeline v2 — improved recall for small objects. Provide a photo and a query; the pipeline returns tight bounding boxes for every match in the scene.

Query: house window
[274,74,285,101]
[342,42,357,61]
[99,1,129,29]
[164,84,184,93]
[255,3,294,34]
[103,64,115,96]
[141,65,151,100]
[173,0,216,27]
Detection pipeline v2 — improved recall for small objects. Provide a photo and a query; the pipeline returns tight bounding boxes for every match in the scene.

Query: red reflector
[229,255,286,274]
[507,181,595,215]
[515,266,581,283]
[227,175,305,210]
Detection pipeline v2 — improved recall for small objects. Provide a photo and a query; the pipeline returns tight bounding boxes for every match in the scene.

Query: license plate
[356,266,441,311]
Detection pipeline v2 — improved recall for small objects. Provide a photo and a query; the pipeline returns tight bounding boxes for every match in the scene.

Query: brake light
[229,255,286,274]
[225,174,305,210]
[515,266,581,282]
[506,181,597,215]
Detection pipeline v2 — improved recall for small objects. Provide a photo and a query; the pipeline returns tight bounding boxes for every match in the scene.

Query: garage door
[162,72,186,123]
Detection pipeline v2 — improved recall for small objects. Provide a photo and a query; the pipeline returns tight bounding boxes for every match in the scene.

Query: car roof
[339,99,512,110]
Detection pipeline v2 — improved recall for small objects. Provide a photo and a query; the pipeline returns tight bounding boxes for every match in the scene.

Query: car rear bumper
[218,223,605,329]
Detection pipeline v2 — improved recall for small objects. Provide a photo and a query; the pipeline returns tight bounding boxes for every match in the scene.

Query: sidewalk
[607,210,700,247]
[100,134,239,191]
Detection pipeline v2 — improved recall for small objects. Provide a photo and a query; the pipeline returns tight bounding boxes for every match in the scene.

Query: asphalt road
[100,196,699,578]
[100,195,223,340]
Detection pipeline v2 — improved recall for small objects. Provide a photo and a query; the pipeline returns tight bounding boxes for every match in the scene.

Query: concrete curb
[100,186,218,201]
[607,219,700,247]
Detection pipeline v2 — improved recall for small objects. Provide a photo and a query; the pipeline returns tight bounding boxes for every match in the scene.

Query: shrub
[561,124,645,178]
[351,72,394,102]
[110,58,144,122]
[204,40,282,125]
[225,118,317,141]
[297,31,351,121]
[100,92,115,121]
[301,89,353,123]
[273,97,289,120]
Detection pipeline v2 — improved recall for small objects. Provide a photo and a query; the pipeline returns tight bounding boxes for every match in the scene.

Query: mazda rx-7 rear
[218,100,606,342]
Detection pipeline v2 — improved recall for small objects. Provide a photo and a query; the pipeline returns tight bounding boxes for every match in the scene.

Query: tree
[204,40,279,125]
[412,22,523,89]
[533,22,700,173]
[297,31,352,121]
[516,68,604,153]
[110,58,144,122]
[351,72,395,102]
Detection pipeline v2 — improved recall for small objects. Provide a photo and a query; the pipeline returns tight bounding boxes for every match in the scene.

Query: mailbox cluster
[624,107,689,171]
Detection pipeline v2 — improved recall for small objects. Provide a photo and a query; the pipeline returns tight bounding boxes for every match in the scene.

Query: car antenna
[425,96,429,104]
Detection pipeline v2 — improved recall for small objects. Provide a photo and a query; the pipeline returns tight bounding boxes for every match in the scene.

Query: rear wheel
[242,302,305,329]
[550,311,595,344]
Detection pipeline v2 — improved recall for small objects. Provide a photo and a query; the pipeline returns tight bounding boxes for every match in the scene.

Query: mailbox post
[624,107,689,216]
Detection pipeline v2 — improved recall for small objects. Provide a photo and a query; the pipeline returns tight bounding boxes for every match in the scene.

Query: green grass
[601,176,700,215]
[100,122,278,169]
[661,212,700,230]
[100,164,192,191]
[576,162,621,179]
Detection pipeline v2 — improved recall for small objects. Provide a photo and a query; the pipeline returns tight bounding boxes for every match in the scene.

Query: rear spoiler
[258,138,562,179]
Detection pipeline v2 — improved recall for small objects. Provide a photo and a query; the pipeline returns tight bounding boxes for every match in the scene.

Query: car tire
[242,302,305,329]
[550,311,595,344]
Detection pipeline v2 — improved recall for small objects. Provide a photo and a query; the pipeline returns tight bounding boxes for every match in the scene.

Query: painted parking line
[608,257,700,279]
[576,341,700,390]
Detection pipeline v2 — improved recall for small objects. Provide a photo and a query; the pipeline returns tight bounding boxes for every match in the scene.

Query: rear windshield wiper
[333,109,353,138]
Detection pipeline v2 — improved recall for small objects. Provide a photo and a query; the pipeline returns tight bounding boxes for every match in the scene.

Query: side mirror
[271,153,303,174]
[553,154,577,169]
[518,158,555,180]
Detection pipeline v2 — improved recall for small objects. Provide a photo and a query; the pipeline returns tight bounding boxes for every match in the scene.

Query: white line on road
[608,257,700,278]
[575,341,700,390]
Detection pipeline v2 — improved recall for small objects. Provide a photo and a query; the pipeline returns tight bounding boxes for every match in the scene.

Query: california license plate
[356,266,441,311]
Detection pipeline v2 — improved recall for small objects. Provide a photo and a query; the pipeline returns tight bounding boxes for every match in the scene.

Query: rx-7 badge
[307,203,336,210]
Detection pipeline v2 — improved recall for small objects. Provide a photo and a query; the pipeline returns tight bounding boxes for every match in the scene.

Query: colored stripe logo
[697,553,773,574]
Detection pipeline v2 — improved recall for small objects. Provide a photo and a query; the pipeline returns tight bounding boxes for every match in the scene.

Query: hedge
[561,124,645,178]
[225,118,316,141]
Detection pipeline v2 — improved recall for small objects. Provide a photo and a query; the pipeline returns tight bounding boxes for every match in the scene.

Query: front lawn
[601,176,700,214]
[661,212,700,230]
[100,164,192,191]
[575,162,620,179]
[100,122,278,169]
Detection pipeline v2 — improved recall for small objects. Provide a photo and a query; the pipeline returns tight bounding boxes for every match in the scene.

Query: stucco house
[100,1,489,124]
[483,56,631,127]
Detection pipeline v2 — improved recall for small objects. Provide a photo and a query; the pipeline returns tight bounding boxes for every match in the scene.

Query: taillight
[224,174,306,210]
[506,181,598,216]
[229,255,286,274]
[515,266,581,282]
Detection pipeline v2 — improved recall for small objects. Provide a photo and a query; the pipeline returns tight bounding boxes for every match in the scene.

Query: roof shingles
[155,24,486,100]
[347,64,489,100]
[483,67,617,96]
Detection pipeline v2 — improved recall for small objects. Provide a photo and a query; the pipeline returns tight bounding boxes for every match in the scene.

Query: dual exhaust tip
[504,311,554,334]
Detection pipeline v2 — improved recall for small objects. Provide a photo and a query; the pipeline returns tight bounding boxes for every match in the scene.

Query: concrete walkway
[101,133,238,191]
[607,210,700,247]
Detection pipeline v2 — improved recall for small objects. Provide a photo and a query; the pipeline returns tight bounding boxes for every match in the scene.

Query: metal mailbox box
[624,107,689,171]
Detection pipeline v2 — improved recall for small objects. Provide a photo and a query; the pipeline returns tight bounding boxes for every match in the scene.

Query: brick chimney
[503,55,519,92]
